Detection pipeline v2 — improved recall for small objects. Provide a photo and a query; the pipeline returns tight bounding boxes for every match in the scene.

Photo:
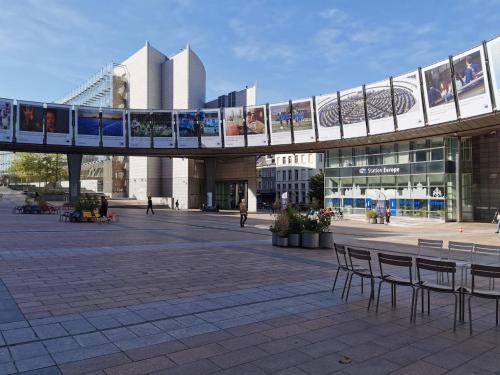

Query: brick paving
[0,187,499,374]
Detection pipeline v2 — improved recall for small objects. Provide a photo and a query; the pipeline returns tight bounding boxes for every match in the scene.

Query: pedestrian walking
[99,196,108,218]
[146,194,154,215]
[494,210,500,233]
[175,200,179,210]
[239,198,248,227]
[385,207,391,224]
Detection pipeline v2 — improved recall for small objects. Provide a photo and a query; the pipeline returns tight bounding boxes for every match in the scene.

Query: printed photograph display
[291,99,315,143]
[488,37,500,108]
[223,107,245,147]
[245,105,267,146]
[453,46,491,118]
[101,109,125,148]
[45,105,72,145]
[423,59,457,125]
[392,70,425,130]
[269,102,292,145]
[17,102,44,144]
[339,87,367,138]
[316,93,341,141]
[200,109,221,148]
[76,107,100,146]
[365,80,395,135]
[177,111,199,148]
[152,111,174,148]
[0,99,13,142]
[129,111,151,148]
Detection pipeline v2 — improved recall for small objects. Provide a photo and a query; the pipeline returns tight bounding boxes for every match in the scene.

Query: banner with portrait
[453,46,492,118]
[152,111,174,148]
[488,36,500,109]
[176,111,199,148]
[45,104,72,145]
[392,70,425,130]
[16,101,44,144]
[101,109,125,147]
[0,98,13,142]
[291,98,316,143]
[316,93,341,141]
[128,110,151,148]
[365,80,395,135]
[223,107,245,148]
[269,101,292,145]
[339,87,367,138]
[199,109,221,148]
[245,105,267,146]
[422,59,457,125]
[76,107,100,146]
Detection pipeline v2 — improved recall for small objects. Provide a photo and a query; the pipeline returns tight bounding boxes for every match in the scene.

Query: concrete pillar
[456,137,462,222]
[204,158,216,208]
[67,154,82,203]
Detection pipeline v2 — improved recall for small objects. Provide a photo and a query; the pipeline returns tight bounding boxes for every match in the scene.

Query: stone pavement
[0,187,499,374]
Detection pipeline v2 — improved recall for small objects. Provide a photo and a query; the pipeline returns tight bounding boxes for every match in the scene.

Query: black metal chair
[376,253,416,322]
[418,239,445,283]
[473,244,500,289]
[331,243,367,299]
[468,264,500,335]
[346,247,377,310]
[415,257,458,331]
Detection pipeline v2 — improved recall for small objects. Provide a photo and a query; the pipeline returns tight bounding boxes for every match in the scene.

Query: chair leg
[453,293,458,332]
[341,271,350,299]
[375,280,384,313]
[361,278,364,294]
[427,289,431,316]
[468,296,473,335]
[410,288,415,323]
[331,268,341,293]
[345,273,354,302]
[414,288,419,321]
[367,279,374,311]
[394,285,397,307]
[496,299,499,326]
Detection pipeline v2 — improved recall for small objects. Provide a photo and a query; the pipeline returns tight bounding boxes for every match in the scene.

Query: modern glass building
[324,136,477,221]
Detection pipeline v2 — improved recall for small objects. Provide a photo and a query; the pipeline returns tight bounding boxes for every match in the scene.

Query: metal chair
[346,247,377,310]
[415,257,458,331]
[417,239,443,257]
[468,264,500,334]
[376,253,416,322]
[473,244,500,289]
[448,241,474,262]
[331,243,367,299]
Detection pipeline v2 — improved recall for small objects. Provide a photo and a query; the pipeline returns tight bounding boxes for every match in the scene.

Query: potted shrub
[318,208,334,249]
[287,208,303,247]
[270,210,289,247]
[302,212,321,248]
[367,209,377,224]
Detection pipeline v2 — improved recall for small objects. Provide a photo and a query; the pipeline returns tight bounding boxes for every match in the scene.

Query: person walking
[494,210,500,233]
[239,198,248,228]
[385,207,391,224]
[146,194,154,215]
[99,196,108,218]
[175,200,179,210]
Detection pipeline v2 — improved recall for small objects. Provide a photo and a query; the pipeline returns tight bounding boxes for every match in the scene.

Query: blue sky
[1,0,499,105]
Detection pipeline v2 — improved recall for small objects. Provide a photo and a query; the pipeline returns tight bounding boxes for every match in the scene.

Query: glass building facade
[325,136,473,221]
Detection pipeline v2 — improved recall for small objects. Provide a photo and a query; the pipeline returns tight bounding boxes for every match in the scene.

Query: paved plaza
[0,187,499,374]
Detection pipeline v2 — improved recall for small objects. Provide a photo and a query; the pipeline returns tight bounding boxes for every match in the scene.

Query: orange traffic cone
[458,226,464,233]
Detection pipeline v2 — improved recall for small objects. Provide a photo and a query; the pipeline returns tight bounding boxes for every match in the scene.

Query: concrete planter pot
[276,236,288,247]
[271,232,279,246]
[369,218,377,224]
[377,217,385,224]
[288,233,301,247]
[319,232,334,249]
[302,232,319,249]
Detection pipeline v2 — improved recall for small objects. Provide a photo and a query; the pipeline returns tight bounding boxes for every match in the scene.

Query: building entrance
[215,181,248,210]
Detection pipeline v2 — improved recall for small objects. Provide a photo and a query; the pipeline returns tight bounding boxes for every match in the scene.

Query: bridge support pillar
[67,154,82,203]
[204,158,216,209]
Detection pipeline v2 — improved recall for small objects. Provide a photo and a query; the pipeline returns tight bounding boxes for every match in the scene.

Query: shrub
[287,208,304,234]
[76,194,100,213]
[367,209,377,219]
[303,212,322,232]
[270,210,289,237]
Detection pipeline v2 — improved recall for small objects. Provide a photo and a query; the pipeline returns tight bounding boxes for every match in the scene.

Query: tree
[10,153,67,189]
[308,171,324,208]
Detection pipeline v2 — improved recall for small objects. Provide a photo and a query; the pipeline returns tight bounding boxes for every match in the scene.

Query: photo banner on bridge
[316,92,341,141]
[16,101,44,144]
[223,107,245,148]
[365,79,395,135]
[101,108,125,148]
[199,109,221,148]
[76,107,100,146]
[45,104,72,145]
[152,111,174,148]
[176,111,199,148]
[245,105,267,146]
[269,101,292,145]
[0,98,13,143]
[453,46,491,118]
[488,36,500,109]
[291,98,315,144]
[392,70,425,130]
[129,111,151,148]
[422,58,457,125]
[339,86,367,139]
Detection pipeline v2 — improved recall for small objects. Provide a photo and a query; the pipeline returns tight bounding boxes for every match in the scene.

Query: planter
[288,233,301,247]
[276,236,288,247]
[369,218,377,224]
[302,232,319,249]
[271,232,279,246]
[319,232,334,249]
[377,217,385,224]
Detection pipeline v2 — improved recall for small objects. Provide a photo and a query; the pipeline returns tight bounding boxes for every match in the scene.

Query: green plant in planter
[287,208,304,234]
[303,212,322,233]
[270,210,289,237]
[367,209,377,219]
[75,194,100,213]
[318,208,333,232]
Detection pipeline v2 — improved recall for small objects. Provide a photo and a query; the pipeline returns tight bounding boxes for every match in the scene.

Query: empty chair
[448,241,474,261]
[417,239,444,257]
[332,243,368,299]
[346,247,377,310]
[473,244,500,289]
[376,253,416,322]
[415,257,458,331]
[468,264,500,334]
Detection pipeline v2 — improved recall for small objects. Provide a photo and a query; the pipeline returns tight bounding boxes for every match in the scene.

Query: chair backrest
[347,247,373,275]
[473,244,500,255]
[378,252,413,281]
[416,257,456,286]
[448,241,474,261]
[470,264,500,292]
[334,243,349,269]
[82,211,92,219]
[418,239,443,256]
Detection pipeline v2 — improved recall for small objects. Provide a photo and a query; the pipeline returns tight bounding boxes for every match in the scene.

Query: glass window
[294,183,298,190]
[294,155,298,163]
[282,170,286,180]
[382,144,396,164]
[277,183,280,190]
[288,170,292,180]
[398,142,410,164]
[294,169,299,180]
[301,183,305,189]
[288,156,292,163]
[282,157,286,164]
[301,155,306,163]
